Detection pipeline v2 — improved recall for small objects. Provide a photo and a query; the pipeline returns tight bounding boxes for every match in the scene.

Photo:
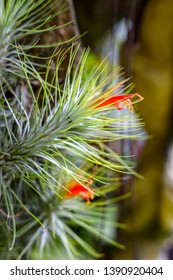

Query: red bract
[65,180,94,204]
[95,93,143,112]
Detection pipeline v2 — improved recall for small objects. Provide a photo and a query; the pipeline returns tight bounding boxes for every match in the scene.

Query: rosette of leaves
[0,47,144,259]
[0,0,74,87]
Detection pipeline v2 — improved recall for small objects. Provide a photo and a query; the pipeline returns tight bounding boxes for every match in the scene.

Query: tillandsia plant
[0,0,144,259]
[0,0,69,85]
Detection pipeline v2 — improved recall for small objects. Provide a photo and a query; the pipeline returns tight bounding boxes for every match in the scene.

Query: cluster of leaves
[0,0,144,259]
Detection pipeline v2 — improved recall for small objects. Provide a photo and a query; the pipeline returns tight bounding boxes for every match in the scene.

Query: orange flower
[65,179,94,204]
[95,93,143,112]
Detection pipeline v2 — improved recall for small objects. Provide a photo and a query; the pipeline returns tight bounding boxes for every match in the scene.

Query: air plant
[0,0,144,259]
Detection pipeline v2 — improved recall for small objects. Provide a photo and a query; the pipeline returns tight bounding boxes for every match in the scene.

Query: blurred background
[73,0,173,259]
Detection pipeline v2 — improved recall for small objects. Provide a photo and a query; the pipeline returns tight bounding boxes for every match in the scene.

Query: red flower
[65,179,94,204]
[95,93,143,112]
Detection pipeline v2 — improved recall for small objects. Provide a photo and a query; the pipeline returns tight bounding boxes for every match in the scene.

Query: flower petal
[95,93,143,112]
[65,181,94,203]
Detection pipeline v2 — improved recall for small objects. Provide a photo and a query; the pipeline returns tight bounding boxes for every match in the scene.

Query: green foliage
[0,0,144,259]
[0,0,66,86]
